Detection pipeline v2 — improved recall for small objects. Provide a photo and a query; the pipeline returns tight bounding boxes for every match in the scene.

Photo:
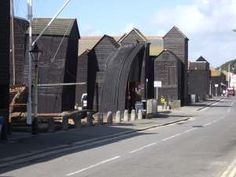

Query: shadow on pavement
[0,125,155,174]
[152,112,192,119]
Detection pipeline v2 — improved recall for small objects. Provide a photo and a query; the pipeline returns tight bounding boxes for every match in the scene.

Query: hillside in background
[218,59,236,74]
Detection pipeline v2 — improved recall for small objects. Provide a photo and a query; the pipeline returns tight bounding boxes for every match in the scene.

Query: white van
[81,93,87,109]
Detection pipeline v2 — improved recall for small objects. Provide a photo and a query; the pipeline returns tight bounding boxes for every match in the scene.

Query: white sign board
[154,81,162,88]
[214,84,219,88]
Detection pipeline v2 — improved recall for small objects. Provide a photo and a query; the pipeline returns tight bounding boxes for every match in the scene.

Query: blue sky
[14,0,236,67]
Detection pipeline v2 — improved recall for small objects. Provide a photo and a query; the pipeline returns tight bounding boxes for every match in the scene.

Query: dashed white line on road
[227,108,231,113]
[161,133,182,142]
[227,100,235,113]
[204,122,213,126]
[199,100,220,112]
[220,157,236,177]
[183,128,196,133]
[66,156,121,176]
[129,143,157,154]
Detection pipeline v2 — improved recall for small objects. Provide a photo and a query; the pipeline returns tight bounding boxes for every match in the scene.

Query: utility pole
[228,63,230,88]
[27,0,33,125]
[10,0,16,85]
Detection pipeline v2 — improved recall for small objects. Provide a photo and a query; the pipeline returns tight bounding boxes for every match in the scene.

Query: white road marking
[129,143,157,154]
[204,122,213,126]
[183,128,196,133]
[227,100,235,113]
[66,156,120,176]
[199,100,220,112]
[161,133,182,142]
[230,100,235,107]
[227,107,231,113]
[220,157,236,177]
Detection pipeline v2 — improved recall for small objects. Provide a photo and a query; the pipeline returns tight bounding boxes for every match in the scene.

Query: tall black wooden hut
[154,49,184,103]
[100,43,149,113]
[10,17,29,85]
[86,35,120,111]
[119,28,153,99]
[188,56,210,101]
[163,26,189,105]
[0,0,10,139]
[24,18,80,113]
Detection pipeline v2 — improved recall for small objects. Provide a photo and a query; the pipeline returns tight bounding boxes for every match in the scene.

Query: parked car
[81,93,87,109]
[227,88,235,96]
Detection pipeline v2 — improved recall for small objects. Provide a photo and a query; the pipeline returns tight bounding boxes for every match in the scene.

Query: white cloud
[149,0,236,67]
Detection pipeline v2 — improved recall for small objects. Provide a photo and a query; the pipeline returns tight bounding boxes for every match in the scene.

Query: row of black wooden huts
[2,16,227,119]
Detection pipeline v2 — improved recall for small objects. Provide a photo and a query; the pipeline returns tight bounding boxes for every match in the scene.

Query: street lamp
[30,43,42,134]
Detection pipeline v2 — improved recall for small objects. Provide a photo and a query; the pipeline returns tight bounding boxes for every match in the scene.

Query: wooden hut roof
[92,34,120,50]
[29,18,79,37]
[163,26,189,40]
[155,49,184,63]
[118,28,148,44]
[196,56,209,63]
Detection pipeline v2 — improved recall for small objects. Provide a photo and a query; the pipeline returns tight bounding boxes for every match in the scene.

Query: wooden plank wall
[0,0,10,139]
[9,18,29,85]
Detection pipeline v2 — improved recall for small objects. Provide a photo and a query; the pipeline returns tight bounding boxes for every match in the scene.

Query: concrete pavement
[0,97,222,171]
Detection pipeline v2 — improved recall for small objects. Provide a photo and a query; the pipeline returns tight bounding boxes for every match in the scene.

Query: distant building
[10,17,29,85]
[210,68,226,96]
[163,26,189,105]
[188,56,210,101]
[24,18,80,113]
[154,49,184,103]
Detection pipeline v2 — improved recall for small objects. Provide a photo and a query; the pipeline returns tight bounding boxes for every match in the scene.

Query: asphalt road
[2,97,236,177]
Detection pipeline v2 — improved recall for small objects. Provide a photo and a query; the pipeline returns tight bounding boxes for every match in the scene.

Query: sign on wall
[154,81,162,88]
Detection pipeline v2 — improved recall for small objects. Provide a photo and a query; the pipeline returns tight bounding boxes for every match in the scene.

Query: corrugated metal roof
[79,34,163,56]
[79,36,102,56]
[78,35,120,56]
[29,18,79,37]
[146,36,163,56]
[211,68,221,77]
